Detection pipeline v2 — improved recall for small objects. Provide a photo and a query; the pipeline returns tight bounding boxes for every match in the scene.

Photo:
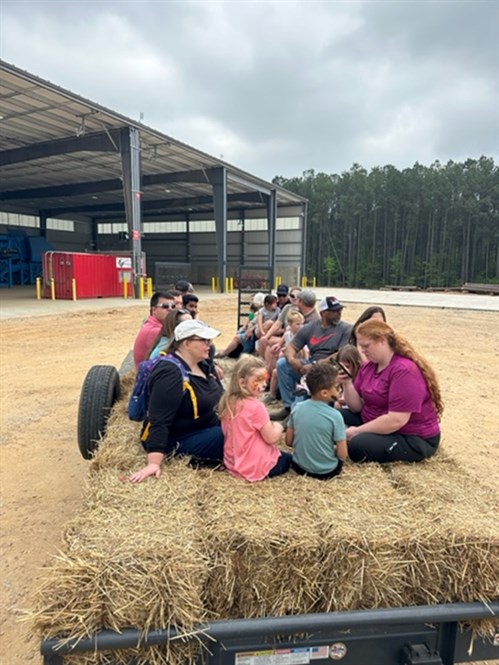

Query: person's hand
[337,369,352,383]
[300,363,314,375]
[214,364,225,380]
[270,342,282,354]
[129,463,161,483]
[345,426,360,441]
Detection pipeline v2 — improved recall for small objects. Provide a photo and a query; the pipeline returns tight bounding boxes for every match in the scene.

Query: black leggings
[291,460,343,480]
[339,409,440,463]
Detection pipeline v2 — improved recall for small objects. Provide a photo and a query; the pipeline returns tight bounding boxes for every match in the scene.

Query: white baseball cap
[174,319,221,341]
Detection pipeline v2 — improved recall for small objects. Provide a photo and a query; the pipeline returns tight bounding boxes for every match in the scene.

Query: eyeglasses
[157,303,176,309]
[290,294,299,299]
[189,337,212,344]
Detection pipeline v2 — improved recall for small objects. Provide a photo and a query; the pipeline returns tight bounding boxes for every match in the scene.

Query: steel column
[267,189,277,289]
[300,200,308,281]
[39,211,48,238]
[120,127,143,297]
[209,167,227,293]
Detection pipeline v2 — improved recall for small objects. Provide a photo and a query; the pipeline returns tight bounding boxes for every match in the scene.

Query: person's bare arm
[285,426,295,447]
[346,411,411,440]
[262,319,283,341]
[260,420,284,444]
[341,377,363,412]
[335,439,348,461]
[285,344,305,373]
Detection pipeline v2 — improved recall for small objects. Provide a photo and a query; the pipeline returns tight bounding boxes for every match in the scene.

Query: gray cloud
[1,0,497,180]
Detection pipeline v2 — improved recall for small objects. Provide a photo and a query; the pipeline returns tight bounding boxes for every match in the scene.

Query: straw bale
[30,464,210,665]
[29,365,498,661]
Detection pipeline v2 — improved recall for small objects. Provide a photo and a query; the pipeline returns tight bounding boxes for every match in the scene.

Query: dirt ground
[0,295,498,665]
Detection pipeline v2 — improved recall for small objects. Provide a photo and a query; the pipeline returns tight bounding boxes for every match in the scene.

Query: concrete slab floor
[0,284,497,320]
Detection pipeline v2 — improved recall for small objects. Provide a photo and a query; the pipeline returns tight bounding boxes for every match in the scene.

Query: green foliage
[274,157,499,288]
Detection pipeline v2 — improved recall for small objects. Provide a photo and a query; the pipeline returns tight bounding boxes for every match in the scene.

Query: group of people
[129,282,443,484]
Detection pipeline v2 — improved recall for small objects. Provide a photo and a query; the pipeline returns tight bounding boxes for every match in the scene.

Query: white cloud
[0,0,497,179]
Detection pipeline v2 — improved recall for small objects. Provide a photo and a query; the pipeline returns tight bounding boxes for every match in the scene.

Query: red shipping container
[42,251,136,299]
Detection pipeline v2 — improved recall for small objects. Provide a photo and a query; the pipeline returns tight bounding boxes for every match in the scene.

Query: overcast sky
[1,0,497,181]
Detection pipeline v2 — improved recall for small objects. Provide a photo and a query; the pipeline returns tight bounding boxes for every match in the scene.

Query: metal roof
[0,60,306,220]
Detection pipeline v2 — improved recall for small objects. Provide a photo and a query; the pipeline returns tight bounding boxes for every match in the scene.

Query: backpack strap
[164,354,199,420]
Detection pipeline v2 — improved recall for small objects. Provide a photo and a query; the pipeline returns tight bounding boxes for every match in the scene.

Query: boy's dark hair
[182,293,199,306]
[306,363,338,395]
[175,279,194,294]
[149,291,175,309]
[263,294,277,307]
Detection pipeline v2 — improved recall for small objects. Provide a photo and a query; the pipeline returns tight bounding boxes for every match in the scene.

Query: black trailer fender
[77,365,121,459]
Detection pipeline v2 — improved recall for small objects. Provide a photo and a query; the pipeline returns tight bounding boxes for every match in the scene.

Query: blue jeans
[276,357,303,408]
[268,451,292,478]
[175,425,224,462]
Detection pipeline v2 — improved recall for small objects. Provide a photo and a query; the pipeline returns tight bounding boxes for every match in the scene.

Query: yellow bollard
[229,276,234,293]
[71,278,77,301]
[50,277,55,300]
[123,277,128,300]
[147,277,153,298]
[225,276,229,293]
[36,277,42,300]
[312,277,316,288]
[139,276,145,299]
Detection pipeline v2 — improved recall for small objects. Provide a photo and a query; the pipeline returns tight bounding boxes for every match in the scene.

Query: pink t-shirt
[354,355,440,439]
[133,316,163,368]
[222,398,280,482]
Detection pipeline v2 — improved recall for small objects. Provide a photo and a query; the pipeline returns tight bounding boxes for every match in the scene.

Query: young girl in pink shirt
[219,356,292,482]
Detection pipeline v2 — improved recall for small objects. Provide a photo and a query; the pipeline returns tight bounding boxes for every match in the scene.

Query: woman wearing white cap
[130,319,224,483]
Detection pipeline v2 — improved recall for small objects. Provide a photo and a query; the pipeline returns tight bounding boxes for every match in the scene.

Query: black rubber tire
[77,365,121,460]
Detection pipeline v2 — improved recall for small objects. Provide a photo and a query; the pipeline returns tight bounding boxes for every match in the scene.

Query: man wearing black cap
[272,296,352,420]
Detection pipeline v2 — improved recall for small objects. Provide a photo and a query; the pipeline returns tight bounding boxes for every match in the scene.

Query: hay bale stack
[30,375,499,662]
[31,464,210,665]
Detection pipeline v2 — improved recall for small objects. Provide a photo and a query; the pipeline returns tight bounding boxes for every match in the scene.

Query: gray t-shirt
[291,319,352,360]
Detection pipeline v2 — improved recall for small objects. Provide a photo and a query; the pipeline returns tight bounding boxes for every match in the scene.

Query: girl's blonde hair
[337,344,363,380]
[218,355,266,420]
[356,320,444,417]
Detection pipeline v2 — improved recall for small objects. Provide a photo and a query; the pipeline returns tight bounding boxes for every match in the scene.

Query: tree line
[273,156,498,288]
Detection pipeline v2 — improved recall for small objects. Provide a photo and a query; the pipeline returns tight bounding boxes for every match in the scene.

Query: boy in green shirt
[285,363,348,480]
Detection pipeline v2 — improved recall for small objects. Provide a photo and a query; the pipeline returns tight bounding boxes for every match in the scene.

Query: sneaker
[263,394,279,405]
[294,387,309,397]
[270,406,291,421]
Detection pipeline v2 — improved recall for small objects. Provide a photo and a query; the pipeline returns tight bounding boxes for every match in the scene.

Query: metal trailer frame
[41,601,498,665]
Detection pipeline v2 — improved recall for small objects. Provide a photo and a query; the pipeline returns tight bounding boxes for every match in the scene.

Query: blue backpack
[128,354,191,422]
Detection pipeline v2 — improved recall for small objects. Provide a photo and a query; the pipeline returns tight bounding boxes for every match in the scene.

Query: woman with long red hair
[339,320,443,463]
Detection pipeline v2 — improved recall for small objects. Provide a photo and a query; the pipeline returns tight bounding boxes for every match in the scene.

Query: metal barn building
[0,60,308,293]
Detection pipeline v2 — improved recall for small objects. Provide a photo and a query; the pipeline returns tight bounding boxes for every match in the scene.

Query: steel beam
[45,191,263,217]
[0,169,218,201]
[0,130,121,167]
[228,172,272,197]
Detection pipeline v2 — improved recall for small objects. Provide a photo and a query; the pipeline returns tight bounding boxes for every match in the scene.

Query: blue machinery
[0,230,53,287]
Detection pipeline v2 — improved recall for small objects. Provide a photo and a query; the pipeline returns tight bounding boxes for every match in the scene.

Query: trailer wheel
[77,365,121,459]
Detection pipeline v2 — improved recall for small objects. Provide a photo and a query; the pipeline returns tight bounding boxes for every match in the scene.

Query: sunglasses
[157,303,176,309]
[189,337,212,344]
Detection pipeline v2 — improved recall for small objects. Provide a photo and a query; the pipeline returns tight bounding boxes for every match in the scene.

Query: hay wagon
[37,361,499,665]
